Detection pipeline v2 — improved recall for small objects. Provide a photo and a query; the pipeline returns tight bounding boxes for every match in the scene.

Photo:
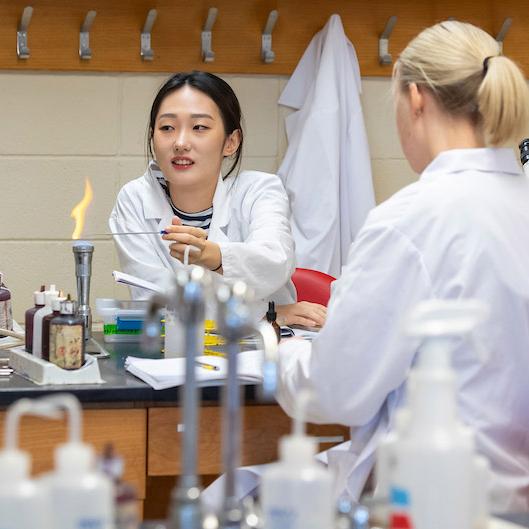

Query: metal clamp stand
[261,10,278,63]
[379,16,397,66]
[142,266,213,529]
[141,9,157,61]
[202,7,218,63]
[216,282,278,529]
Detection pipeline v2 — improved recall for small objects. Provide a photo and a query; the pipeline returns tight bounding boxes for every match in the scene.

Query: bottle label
[49,324,84,369]
[0,299,13,331]
[389,486,414,529]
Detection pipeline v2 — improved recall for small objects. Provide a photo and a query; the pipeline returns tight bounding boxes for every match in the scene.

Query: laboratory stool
[291,268,336,307]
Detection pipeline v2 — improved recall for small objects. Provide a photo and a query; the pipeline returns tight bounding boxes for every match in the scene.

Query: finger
[172,216,182,226]
[163,226,207,240]
[290,315,319,327]
[164,232,206,250]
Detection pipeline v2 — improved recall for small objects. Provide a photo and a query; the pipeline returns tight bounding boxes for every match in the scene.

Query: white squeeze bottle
[260,391,334,529]
[42,394,115,529]
[32,284,59,358]
[0,398,54,529]
[387,299,490,529]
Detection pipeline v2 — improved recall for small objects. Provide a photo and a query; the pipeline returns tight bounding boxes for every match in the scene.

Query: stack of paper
[125,349,264,390]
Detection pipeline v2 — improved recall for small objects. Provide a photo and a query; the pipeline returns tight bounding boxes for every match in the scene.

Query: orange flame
[71,179,93,240]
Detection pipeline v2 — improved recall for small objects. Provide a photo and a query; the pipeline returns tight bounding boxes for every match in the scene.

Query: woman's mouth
[171,157,195,170]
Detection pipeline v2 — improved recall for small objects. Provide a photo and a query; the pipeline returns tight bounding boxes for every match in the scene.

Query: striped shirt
[155,172,213,235]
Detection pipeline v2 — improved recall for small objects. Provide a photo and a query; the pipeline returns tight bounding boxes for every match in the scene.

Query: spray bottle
[41,393,115,529]
[386,299,490,529]
[0,398,56,529]
[260,390,334,529]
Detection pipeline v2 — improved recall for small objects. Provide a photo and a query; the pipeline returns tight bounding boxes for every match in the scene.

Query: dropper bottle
[33,284,59,358]
[260,390,334,529]
[266,301,281,343]
[41,291,66,362]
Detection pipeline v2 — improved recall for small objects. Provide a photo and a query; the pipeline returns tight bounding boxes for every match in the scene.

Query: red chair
[291,268,336,307]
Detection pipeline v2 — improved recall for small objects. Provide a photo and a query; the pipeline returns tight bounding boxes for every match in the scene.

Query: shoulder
[229,170,288,200]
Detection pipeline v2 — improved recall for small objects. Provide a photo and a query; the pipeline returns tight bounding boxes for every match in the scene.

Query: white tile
[0,158,119,240]
[0,72,120,155]
[0,241,116,322]
[360,78,404,159]
[371,158,418,204]
[120,74,169,155]
[223,75,280,157]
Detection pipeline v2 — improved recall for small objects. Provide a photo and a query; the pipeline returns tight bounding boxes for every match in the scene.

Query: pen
[195,360,220,371]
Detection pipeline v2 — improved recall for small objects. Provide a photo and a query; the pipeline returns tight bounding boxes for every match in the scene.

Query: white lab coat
[278,14,375,278]
[277,148,529,512]
[109,162,296,306]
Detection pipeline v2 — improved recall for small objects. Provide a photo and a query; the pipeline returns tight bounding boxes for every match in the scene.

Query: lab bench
[0,335,349,519]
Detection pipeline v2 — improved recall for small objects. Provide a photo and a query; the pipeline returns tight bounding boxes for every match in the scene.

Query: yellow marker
[195,360,220,371]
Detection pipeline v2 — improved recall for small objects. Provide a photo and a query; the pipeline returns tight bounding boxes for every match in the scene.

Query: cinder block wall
[0,72,417,321]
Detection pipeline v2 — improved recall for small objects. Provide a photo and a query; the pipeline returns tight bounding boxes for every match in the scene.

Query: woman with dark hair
[110,71,326,326]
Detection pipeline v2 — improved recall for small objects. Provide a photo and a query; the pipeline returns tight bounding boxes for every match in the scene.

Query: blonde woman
[277,21,529,511]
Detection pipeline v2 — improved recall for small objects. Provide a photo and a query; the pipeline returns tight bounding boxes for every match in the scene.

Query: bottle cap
[0,449,30,481]
[33,285,46,304]
[56,442,94,474]
[51,296,67,312]
[280,434,317,463]
[266,301,277,323]
[60,298,77,315]
[44,291,59,306]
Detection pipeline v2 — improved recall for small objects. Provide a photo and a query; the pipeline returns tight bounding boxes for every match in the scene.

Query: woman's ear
[223,129,241,157]
[409,83,424,117]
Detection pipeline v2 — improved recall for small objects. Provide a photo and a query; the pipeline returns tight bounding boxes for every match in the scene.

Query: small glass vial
[49,297,85,370]
[0,272,13,332]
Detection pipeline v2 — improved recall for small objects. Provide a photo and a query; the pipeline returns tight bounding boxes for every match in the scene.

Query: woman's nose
[173,130,191,152]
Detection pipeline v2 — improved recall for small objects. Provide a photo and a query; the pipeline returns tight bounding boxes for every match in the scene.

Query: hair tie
[483,56,494,75]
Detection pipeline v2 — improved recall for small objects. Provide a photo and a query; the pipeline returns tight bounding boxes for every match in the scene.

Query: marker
[195,360,220,371]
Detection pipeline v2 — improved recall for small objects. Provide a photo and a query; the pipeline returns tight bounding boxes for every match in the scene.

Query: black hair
[147,71,243,179]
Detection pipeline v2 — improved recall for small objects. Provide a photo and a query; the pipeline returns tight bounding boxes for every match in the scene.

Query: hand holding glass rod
[85,230,168,236]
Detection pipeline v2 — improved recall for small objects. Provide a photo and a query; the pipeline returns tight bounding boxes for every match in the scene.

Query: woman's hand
[162,217,222,271]
[276,301,327,328]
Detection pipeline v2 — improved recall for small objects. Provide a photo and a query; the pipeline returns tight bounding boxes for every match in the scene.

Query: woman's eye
[159,125,174,131]
[193,124,209,131]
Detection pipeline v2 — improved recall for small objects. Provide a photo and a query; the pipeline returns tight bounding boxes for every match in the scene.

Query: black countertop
[0,334,256,408]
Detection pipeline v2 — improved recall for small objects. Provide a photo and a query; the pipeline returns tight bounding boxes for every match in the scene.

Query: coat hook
[261,10,278,63]
[17,6,33,59]
[495,17,512,54]
[79,10,96,60]
[202,7,218,63]
[141,9,157,61]
[379,15,397,66]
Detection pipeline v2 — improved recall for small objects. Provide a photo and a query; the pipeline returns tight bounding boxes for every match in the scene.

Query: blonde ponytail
[396,21,529,146]
[478,55,529,145]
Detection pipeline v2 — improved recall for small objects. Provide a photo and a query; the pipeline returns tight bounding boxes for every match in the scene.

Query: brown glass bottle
[25,285,45,354]
[42,296,63,362]
[49,298,85,370]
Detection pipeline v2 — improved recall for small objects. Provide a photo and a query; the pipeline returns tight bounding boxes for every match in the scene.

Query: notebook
[125,349,264,390]
[112,270,164,294]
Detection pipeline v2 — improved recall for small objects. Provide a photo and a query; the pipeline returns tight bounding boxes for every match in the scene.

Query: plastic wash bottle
[0,398,54,529]
[260,390,334,529]
[387,299,491,529]
[40,393,115,529]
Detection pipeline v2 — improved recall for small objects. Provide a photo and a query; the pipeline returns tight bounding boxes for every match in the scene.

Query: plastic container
[41,394,115,529]
[387,299,491,529]
[260,391,334,529]
[25,286,45,354]
[95,298,149,343]
[33,285,59,358]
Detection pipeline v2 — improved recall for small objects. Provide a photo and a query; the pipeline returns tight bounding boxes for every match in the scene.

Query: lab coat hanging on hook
[277,14,375,278]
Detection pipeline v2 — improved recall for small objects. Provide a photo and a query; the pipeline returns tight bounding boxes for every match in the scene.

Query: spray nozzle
[406,299,490,366]
[34,393,83,444]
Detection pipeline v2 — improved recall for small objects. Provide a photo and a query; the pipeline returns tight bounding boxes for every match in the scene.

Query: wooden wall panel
[0,0,528,76]
[148,404,350,476]
[0,408,148,499]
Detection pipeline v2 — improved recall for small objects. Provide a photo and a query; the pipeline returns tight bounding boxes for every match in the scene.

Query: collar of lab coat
[142,161,235,231]
[421,147,522,180]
